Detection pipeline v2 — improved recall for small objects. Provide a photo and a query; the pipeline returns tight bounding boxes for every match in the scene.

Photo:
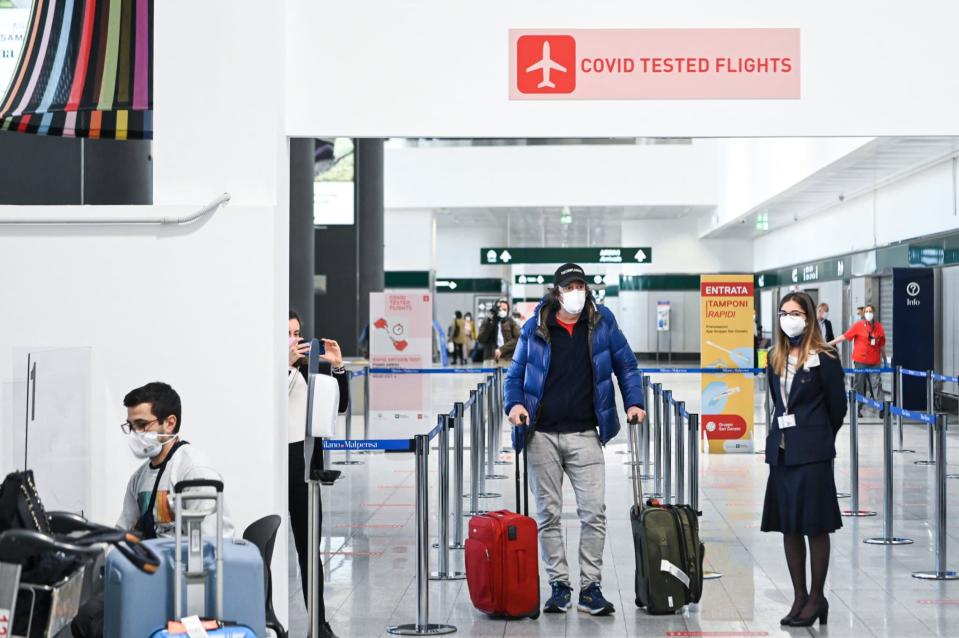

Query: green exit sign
[483,247,651,265]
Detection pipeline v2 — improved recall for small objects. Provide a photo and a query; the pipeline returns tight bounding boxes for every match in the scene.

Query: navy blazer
[820,318,835,343]
[766,348,847,466]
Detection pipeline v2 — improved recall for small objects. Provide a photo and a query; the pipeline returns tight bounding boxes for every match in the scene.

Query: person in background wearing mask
[763,291,846,628]
[72,382,233,638]
[478,297,521,366]
[505,263,645,617]
[463,311,478,362]
[816,303,835,343]
[828,303,886,416]
[288,310,348,638]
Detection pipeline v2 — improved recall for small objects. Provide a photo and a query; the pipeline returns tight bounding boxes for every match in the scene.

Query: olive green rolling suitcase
[629,439,704,614]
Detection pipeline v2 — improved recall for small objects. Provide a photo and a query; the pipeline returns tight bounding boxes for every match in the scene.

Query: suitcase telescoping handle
[516,414,530,516]
[173,478,225,623]
[629,415,644,511]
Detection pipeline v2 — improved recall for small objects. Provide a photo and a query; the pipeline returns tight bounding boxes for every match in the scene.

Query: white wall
[287,2,959,138]
[385,209,436,271]
[753,158,959,270]
[436,224,510,279]
[621,218,753,275]
[386,142,718,209]
[1,0,292,625]
[710,137,871,231]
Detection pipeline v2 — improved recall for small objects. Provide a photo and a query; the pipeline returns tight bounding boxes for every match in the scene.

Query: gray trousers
[854,361,883,408]
[526,429,606,588]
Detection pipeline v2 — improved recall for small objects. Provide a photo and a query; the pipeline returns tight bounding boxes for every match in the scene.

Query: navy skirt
[761,452,843,536]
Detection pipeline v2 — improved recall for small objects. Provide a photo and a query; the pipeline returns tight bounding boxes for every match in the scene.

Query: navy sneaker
[578,583,615,616]
[543,581,573,613]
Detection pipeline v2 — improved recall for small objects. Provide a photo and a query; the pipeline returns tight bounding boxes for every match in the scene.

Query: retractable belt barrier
[369,367,498,374]
[642,367,897,375]
[334,360,956,628]
[315,368,502,636]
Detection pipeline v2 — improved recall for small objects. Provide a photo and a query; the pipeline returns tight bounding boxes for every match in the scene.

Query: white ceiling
[705,136,959,239]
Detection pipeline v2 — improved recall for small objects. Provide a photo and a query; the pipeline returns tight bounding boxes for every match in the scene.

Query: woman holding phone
[762,291,846,628]
[288,310,348,638]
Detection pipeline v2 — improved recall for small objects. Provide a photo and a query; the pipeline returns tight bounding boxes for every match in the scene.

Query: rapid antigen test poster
[700,274,755,453]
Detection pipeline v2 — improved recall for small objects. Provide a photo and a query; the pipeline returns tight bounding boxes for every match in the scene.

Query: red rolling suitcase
[465,421,540,619]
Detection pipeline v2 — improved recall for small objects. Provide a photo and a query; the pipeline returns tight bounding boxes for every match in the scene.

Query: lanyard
[780,358,794,414]
[134,440,188,539]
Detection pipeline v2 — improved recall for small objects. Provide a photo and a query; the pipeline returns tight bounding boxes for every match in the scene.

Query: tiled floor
[288,370,959,638]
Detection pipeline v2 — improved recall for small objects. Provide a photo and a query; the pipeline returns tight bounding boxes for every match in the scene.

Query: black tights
[783,533,830,616]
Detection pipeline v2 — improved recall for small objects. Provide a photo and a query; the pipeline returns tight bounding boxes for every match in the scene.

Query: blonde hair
[769,291,837,376]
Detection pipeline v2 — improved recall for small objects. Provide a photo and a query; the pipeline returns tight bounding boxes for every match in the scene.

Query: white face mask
[127,431,173,459]
[864,312,874,322]
[498,310,508,319]
[779,315,807,339]
[560,289,587,315]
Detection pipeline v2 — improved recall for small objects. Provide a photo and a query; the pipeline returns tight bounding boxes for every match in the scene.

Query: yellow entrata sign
[700,274,755,454]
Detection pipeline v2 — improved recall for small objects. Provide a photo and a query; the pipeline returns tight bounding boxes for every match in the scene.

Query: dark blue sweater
[536,310,597,433]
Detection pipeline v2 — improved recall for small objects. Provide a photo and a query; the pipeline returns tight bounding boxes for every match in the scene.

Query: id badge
[778,414,797,430]
[870,337,876,346]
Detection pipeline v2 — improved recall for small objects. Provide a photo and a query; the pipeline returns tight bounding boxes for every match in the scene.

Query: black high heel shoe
[788,599,828,627]
[780,597,808,626]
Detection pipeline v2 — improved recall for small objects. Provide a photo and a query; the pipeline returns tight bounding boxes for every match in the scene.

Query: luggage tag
[660,559,690,588]
[778,414,797,430]
[181,615,210,638]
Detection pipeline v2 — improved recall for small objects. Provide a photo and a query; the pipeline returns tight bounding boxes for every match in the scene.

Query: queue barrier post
[912,413,959,581]
[333,391,363,466]
[485,376,507,479]
[651,383,663,499]
[688,413,700,515]
[640,376,653,479]
[893,366,914,453]
[388,434,457,636]
[662,389,673,504]
[494,369,510,465]
[864,400,914,546]
[841,391,876,518]
[450,402,466,547]
[475,383,500,500]
[915,370,936,466]
[498,367,511,455]
[363,370,371,440]
[307,475,322,637]
[466,389,489,515]
[430,415,465,581]
[675,400,685,506]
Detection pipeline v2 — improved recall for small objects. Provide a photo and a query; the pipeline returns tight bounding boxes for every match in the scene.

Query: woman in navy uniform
[762,291,846,628]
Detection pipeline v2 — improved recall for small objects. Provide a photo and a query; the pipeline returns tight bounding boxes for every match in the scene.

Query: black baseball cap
[554,263,587,288]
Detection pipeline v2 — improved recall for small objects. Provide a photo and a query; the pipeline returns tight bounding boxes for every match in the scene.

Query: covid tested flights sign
[510,28,800,100]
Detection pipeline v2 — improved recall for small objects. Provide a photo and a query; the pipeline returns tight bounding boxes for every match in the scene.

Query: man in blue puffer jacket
[505,263,645,617]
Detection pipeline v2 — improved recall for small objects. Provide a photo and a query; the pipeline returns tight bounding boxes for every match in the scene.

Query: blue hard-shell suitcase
[104,479,265,638]
[153,625,257,638]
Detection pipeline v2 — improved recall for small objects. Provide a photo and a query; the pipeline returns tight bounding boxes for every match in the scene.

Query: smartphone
[300,338,326,355]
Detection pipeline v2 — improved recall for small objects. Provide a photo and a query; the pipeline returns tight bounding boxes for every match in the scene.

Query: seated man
[72,381,232,638]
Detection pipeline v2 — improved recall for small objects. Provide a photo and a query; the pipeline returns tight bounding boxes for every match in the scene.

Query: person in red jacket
[828,304,887,416]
